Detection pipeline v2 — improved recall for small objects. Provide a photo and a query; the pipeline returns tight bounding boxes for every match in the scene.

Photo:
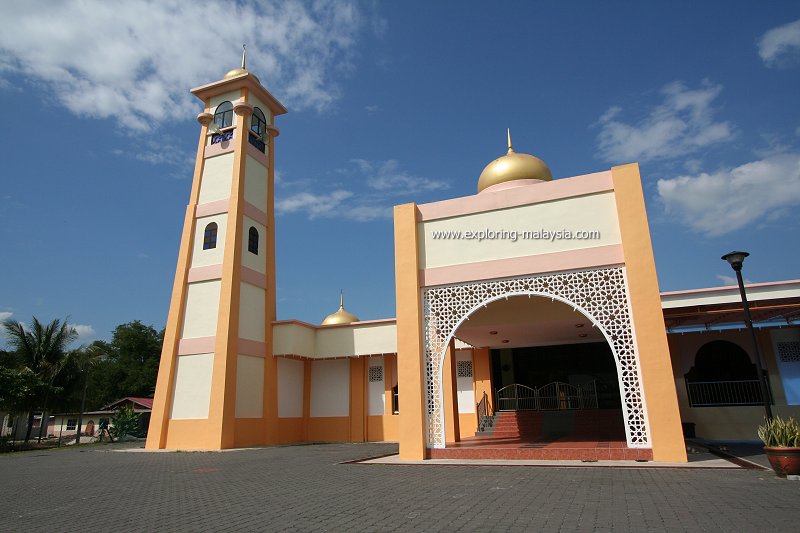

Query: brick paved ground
[1,442,798,532]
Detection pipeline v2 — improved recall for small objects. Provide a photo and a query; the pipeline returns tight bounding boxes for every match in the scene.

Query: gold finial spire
[339,290,344,309]
[241,44,247,69]
[321,290,359,325]
[507,128,514,153]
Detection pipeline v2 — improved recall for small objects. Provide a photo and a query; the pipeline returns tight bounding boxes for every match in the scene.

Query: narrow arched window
[214,101,233,129]
[248,226,259,255]
[251,107,267,136]
[203,222,218,250]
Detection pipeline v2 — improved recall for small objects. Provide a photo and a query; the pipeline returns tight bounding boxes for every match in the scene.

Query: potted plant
[757,416,800,478]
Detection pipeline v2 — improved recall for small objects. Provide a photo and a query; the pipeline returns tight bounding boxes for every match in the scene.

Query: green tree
[110,407,140,439]
[2,317,77,441]
[88,321,162,406]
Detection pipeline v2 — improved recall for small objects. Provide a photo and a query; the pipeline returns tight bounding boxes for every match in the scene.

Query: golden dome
[477,130,552,193]
[321,292,360,326]
[223,68,260,83]
[223,45,260,83]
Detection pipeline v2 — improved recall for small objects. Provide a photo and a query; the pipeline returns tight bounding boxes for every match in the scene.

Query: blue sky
[1,1,799,344]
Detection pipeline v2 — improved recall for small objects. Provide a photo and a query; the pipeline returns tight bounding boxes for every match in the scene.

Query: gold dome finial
[223,43,260,83]
[321,291,360,325]
[477,131,553,193]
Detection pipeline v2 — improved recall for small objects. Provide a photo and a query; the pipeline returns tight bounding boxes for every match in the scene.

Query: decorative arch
[422,266,650,449]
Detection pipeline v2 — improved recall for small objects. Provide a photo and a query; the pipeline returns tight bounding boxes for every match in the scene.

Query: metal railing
[476,391,492,431]
[495,381,598,411]
[685,378,773,407]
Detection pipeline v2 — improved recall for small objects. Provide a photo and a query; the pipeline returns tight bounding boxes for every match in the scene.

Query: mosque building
[145,60,800,462]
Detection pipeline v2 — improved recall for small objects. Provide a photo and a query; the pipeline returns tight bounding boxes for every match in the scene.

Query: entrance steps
[436,409,651,461]
[479,409,625,440]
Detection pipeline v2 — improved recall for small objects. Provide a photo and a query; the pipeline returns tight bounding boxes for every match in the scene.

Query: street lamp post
[721,251,773,419]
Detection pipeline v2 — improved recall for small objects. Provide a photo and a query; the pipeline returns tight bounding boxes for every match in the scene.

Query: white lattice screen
[777,341,800,363]
[422,266,650,449]
[368,366,384,382]
[456,360,473,378]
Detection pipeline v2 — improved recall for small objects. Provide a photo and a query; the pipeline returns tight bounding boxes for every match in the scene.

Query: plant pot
[764,447,800,477]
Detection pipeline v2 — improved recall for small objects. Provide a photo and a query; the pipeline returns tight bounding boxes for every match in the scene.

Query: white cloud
[275,190,353,219]
[276,159,447,221]
[353,159,450,194]
[758,19,800,66]
[657,152,800,236]
[596,81,734,163]
[0,1,369,129]
[70,324,96,341]
[0,311,13,321]
[716,274,752,286]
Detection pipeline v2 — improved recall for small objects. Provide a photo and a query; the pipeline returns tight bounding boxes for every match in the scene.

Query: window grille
[368,366,383,382]
[214,101,233,129]
[456,360,473,378]
[778,341,800,363]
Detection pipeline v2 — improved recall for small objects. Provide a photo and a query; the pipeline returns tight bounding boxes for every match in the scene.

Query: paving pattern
[1,442,798,532]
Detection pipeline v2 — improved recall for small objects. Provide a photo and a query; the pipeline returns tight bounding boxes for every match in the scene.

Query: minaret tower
[147,48,287,449]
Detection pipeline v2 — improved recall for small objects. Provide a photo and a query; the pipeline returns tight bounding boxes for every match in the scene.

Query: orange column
[611,163,687,462]
[350,358,366,442]
[442,339,460,443]
[472,348,493,413]
[207,92,251,449]
[302,359,312,441]
[394,203,427,460]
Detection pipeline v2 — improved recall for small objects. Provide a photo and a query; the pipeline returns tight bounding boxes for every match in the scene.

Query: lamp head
[721,251,750,271]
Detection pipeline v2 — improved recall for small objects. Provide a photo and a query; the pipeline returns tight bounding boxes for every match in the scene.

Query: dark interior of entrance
[490,341,621,409]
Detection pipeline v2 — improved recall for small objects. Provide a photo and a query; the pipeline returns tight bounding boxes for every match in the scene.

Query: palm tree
[68,343,107,444]
[2,317,78,442]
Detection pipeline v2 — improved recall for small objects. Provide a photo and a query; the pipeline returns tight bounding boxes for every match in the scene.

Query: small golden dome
[321,292,359,326]
[477,130,552,193]
[223,68,260,84]
[223,45,260,83]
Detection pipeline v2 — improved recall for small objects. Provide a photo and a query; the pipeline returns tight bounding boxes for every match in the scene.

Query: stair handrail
[476,391,491,431]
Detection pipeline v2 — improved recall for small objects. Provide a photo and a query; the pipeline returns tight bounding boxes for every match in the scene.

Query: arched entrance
[422,267,650,450]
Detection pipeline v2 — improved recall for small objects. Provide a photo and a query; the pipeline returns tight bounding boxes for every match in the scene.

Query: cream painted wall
[277,358,304,418]
[170,353,213,419]
[367,357,385,416]
[198,153,234,204]
[181,280,221,339]
[209,91,241,115]
[273,323,316,357]
[310,359,350,417]
[241,216,267,274]
[418,191,621,270]
[456,350,476,414]
[235,354,264,418]
[316,323,398,358]
[244,155,268,211]
[239,282,266,342]
[191,214,227,268]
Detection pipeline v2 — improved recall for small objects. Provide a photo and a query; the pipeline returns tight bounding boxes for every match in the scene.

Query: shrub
[757,416,800,448]
[110,407,140,439]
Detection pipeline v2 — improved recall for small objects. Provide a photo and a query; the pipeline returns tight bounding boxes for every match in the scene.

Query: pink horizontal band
[244,202,268,227]
[178,336,215,355]
[246,141,270,168]
[188,264,223,282]
[239,339,267,357]
[205,140,234,159]
[418,171,613,222]
[420,244,624,287]
[196,199,229,218]
[241,266,267,289]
